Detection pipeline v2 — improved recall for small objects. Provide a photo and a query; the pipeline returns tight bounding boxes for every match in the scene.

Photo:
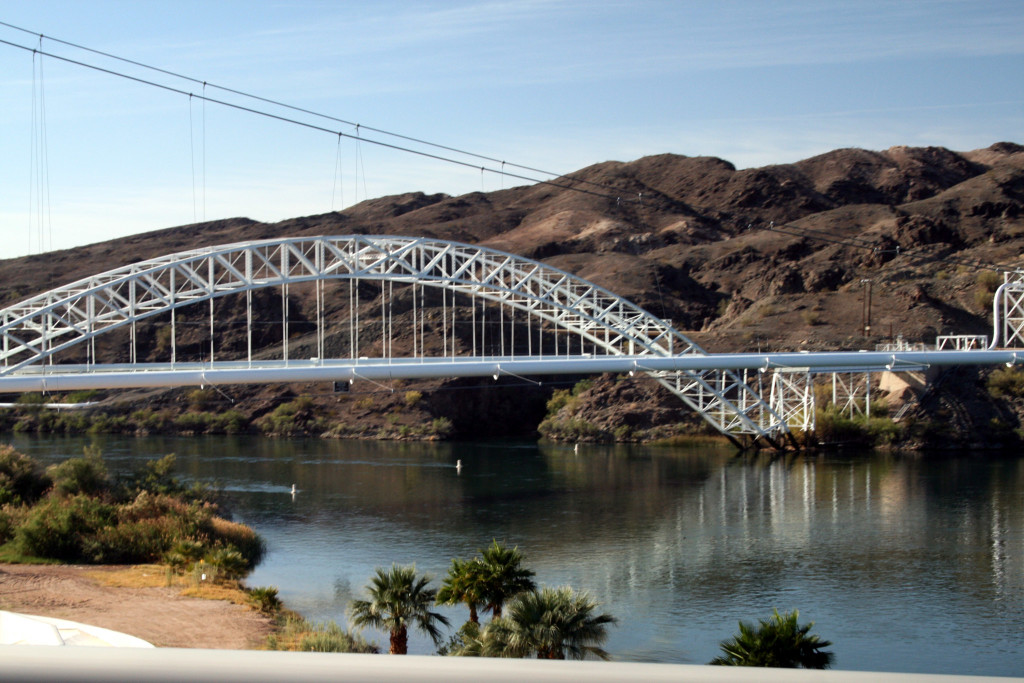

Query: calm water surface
[10,435,1024,675]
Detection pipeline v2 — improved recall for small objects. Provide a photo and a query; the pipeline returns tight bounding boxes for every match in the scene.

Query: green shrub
[0,508,12,545]
[213,410,248,434]
[268,617,379,654]
[976,271,1002,312]
[165,538,209,571]
[814,408,871,446]
[48,449,110,498]
[129,454,181,496]
[84,518,173,564]
[174,412,212,433]
[64,390,100,404]
[539,416,603,441]
[204,547,248,581]
[255,398,320,435]
[801,311,822,326]
[404,390,423,407]
[430,417,454,437]
[977,270,1002,291]
[15,494,115,560]
[0,445,51,505]
[248,586,282,614]
[987,366,1024,399]
[545,389,573,415]
[169,539,207,563]
[297,625,378,653]
[814,407,903,447]
[186,388,219,410]
[863,417,904,445]
[15,393,48,409]
[55,413,91,434]
[206,516,266,569]
[0,450,264,569]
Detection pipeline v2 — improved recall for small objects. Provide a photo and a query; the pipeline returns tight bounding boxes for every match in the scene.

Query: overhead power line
[0,20,633,200]
[5,20,1013,276]
[0,36,628,203]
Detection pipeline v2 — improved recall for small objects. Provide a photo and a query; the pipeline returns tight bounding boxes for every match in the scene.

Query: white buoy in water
[456,459,463,473]
[291,484,297,500]
[574,443,579,454]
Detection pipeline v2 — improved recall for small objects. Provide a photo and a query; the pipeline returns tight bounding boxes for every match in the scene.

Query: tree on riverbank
[478,540,536,619]
[349,564,450,655]
[461,586,616,660]
[437,557,489,625]
[710,609,834,668]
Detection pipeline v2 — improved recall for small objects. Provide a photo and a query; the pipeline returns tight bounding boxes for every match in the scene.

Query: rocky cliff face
[2,143,1023,446]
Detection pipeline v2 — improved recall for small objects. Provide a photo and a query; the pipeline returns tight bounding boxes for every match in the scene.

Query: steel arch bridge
[0,235,790,445]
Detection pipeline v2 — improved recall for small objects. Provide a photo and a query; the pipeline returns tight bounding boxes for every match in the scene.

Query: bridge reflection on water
[10,435,1023,675]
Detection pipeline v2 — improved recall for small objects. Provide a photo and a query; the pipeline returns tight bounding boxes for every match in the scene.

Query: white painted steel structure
[3,350,1020,391]
[0,235,787,445]
[3,236,1024,447]
[992,270,1024,349]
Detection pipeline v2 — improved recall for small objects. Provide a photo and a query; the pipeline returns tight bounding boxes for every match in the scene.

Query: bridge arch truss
[0,235,788,445]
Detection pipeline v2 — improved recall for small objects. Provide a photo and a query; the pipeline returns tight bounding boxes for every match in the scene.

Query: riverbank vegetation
[710,609,833,669]
[5,366,1024,453]
[0,391,454,441]
[0,445,264,573]
[265,612,379,653]
[348,541,617,659]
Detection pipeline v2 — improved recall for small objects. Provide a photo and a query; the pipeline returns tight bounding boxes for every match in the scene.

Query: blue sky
[0,0,1021,261]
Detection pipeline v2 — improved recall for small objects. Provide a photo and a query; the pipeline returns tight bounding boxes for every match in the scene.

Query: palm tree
[436,557,489,625]
[479,540,536,618]
[480,586,617,660]
[349,564,451,655]
[710,609,834,669]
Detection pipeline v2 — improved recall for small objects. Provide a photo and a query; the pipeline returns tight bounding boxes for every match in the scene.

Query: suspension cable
[0,24,636,200]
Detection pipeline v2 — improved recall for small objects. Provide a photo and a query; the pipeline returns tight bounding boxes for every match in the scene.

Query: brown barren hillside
[1,143,1023,446]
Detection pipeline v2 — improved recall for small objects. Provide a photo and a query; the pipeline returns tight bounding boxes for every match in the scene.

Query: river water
[8,434,1023,675]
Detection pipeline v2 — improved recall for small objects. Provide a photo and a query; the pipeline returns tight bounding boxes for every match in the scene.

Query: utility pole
[861,279,872,337]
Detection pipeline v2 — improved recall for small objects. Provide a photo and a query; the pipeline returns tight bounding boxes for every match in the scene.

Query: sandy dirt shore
[0,564,274,648]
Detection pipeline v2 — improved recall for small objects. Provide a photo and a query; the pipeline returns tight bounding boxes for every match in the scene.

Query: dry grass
[86,563,252,606]
[85,564,170,588]
[180,583,250,606]
[650,434,732,448]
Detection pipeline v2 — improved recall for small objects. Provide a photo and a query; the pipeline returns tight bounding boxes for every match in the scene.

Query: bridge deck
[1,350,1018,392]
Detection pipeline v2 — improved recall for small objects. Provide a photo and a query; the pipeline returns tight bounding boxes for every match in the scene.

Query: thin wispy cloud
[0,1,1020,260]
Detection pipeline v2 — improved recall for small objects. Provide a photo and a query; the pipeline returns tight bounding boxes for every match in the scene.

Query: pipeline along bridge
[2,235,1023,448]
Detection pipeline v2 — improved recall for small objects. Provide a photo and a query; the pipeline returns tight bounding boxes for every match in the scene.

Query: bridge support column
[831,372,872,419]
[996,270,1024,348]
[769,369,815,434]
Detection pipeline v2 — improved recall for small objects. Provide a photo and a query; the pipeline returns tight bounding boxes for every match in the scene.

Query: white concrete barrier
[0,611,154,647]
[0,646,1019,683]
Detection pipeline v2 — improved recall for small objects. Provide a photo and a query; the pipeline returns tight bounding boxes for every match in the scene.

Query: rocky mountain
[1,142,1023,446]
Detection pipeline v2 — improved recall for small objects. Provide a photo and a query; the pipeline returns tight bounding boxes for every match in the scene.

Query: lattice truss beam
[769,369,815,433]
[998,271,1024,349]
[0,236,789,440]
[830,372,872,419]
